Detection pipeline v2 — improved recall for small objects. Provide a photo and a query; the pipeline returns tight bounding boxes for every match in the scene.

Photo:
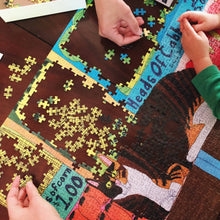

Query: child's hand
[94,0,144,46]
[7,176,62,220]
[178,11,220,32]
[180,18,212,73]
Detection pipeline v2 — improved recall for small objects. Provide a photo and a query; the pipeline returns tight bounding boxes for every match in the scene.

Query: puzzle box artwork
[0,0,86,22]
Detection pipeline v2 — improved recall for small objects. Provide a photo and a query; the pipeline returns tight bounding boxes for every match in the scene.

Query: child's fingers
[120,20,128,28]
[118,27,133,36]
[25,181,41,202]
[178,12,188,21]
[125,12,142,35]
[192,23,203,32]
[197,31,209,43]
[18,187,27,203]
[182,18,197,37]
[197,30,206,38]
[179,21,184,32]
[136,17,144,26]
[23,196,30,207]
[178,11,199,22]
[6,176,20,207]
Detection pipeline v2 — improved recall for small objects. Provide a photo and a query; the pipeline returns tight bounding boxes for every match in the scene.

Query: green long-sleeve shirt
[192,65,220,119]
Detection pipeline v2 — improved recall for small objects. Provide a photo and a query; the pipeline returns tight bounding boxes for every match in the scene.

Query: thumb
[183,18,197,36]
[25,181,40,201]
[192,23,203,32]
[126,13,142,35]
[7,176,20,207]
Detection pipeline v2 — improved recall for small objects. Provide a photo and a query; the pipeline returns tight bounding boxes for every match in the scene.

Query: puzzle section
[42,164,87,219]
[54,0,209,114]
[8,59,136,179]
[3,56,37,100]
[0,125,62,208]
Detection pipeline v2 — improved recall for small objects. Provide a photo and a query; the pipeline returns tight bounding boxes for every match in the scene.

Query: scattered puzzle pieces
[4,86,13,99]
[105,49,115,60]
[8,56,37,79]
[133,8,146,16]
[9,73,22,82]
[5,56,38,102]
[142,28,151,37]
[63,79,74,91]
[144,0,156,7]
[8,63,21,73]
[120,53,131,64]
[24,56,37,65]
[33,113,46,123]
[147,15,156,27]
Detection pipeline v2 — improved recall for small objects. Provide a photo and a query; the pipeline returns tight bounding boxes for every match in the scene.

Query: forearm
[94,0,123,9]
[216,13,220,29]
[94,0,128,23]
[192,56,213,74]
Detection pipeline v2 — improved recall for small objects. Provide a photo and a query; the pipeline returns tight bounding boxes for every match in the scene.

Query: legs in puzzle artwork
[1,0,220,219]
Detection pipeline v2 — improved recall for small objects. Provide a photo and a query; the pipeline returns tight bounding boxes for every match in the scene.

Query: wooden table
[0,4,219,220]
[0,11,74,219]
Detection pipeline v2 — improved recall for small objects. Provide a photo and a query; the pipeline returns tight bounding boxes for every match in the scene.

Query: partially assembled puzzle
[0,0,219,219]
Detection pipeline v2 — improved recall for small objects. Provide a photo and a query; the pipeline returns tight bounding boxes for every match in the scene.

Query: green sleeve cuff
[191,65,220,119]
[192,65,219,88]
